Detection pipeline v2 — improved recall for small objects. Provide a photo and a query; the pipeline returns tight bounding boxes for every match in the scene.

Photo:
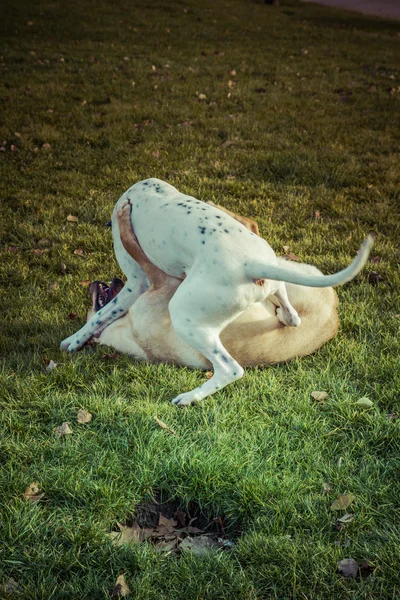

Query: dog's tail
[246,236,373,287]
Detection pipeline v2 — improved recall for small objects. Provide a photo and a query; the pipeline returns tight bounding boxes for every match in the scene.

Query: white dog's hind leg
[168,283,245,406]
[274,282,301,327]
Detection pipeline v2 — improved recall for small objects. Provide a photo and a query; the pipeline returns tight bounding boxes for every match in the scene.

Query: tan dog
[88,203,339,371]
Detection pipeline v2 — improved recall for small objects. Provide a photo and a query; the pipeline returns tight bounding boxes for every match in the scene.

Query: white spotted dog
[88,203,340,371]
[61,178,373,406]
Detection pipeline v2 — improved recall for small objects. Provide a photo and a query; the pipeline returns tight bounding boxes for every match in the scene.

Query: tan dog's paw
[276,307,301,328]
[116,200,132,220]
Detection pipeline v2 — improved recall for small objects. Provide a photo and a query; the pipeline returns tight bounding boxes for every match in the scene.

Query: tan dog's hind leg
[117,201,179,290]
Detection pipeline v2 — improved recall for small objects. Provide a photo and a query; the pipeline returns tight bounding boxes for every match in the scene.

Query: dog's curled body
[61,178,371,405]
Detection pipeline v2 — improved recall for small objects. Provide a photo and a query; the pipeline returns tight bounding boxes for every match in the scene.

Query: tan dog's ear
[206,201,260,236]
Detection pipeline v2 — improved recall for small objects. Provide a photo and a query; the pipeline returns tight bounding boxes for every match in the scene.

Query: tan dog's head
[86,278,124,321]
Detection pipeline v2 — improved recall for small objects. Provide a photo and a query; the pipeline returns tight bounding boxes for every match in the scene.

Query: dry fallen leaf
[102,352,120,360]
[46,360,57,373]
[79,280,90,286]
[74,248,84,257]
[157,514,178,534]
[155,538,179,553]
[323,482,332,493]
[356,397,373,408]
[24,482,45,503]
[77,409,92,424]
[337,558,358,578]
[337,513,354,524]
[284,252,300,262]
[205,371,213,379]
[311,391,328,402]
[48,282,59,291]
[314,210,321,220]
[42,143,51,150]
[3,578,21,594]
[179,535,220,555]
[54,422,73,437]
[37,237,51,247]
[154,416,176,435]
[67,215,78,223]
[331,493,355,511]
[108,522,145,546]
[111,574,131,597]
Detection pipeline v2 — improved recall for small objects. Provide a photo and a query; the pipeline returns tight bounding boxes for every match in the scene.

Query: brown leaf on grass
[337,513,354,524]
[3,577,21,594]
[54,422,73,437]
[158,514,178,533]
[370,256,381,264]
[151,151,160,158]
[67,215,78,223]
[111,574,131,597]
[74,248,84,257]
[6,246,21,253]
[179,535,221,555]
[42,143,51,150]
[77,409,92,424]
[323,482,332,494]
[205,371,213,379]
[45,359,58,372]
[284,252,300,262]
[283,245,290,253]
[79,280,90,286]
[314,210,321,220]
[48,282,59,291]
[356,397,373,408]
[331,493,355,511]
[24,482,45,503]
[108,522,146,546]
[37,237,51,247]
[102,352,120,360]
[337,558,358,578]
[311,391,328,403]
[154,416,176,435]
[155,538,179,553]
[221,140,236,148]
[32,248,44,256]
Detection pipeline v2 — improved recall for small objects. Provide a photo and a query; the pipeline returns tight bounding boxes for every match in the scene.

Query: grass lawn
[1,0,400,597]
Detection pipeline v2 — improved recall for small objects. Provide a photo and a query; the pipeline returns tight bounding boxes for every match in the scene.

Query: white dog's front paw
[60,334,86,352]
[171,390,203,407]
